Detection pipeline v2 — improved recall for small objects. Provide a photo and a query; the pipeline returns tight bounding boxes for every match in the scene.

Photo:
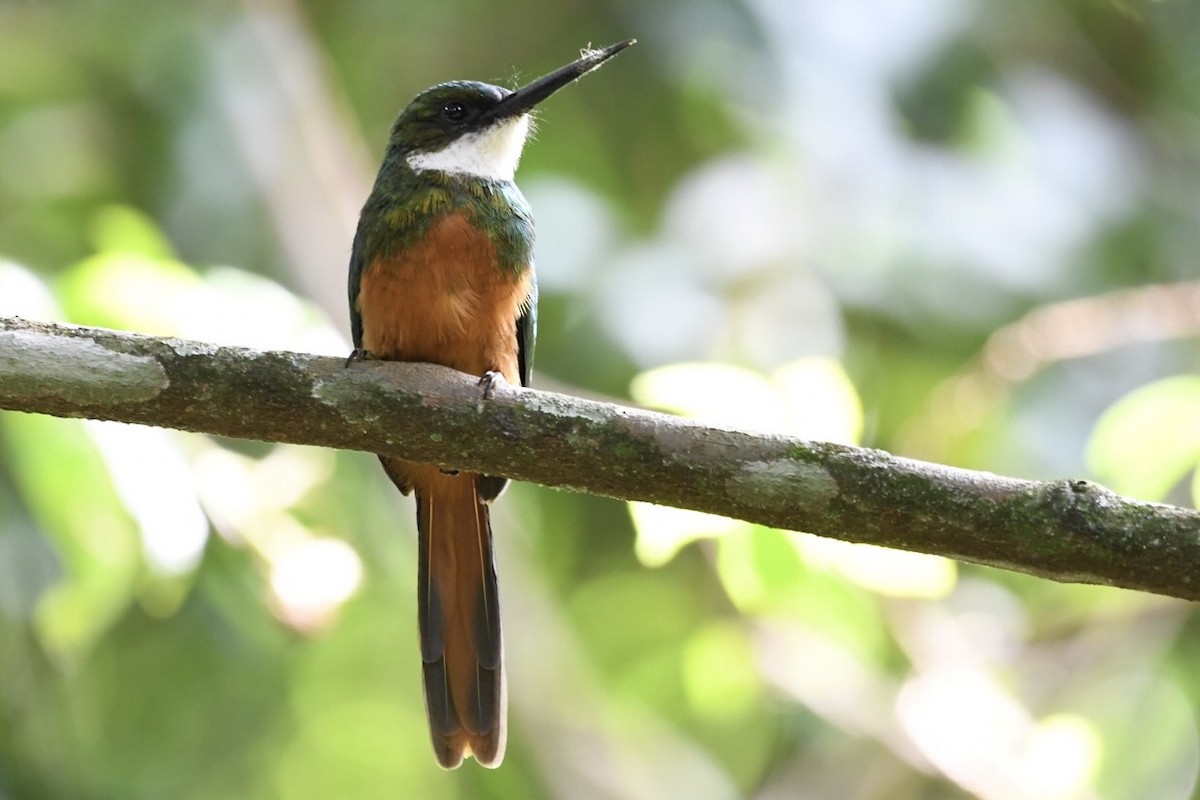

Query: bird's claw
[478,370,505,401]
[344,347,374,368]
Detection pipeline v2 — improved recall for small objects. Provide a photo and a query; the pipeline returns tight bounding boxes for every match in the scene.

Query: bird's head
[388,39,635,183]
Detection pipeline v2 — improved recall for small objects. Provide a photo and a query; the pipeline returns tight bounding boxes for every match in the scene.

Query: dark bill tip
[480,39,636,124]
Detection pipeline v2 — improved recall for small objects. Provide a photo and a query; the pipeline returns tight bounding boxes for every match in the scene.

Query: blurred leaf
[57,249,204,334]
[682,621,760,720]
[629,504,748,567]
[795,536,957,599]
[774,359,864,445]
[568,569,706,676]
[628,359,864,566]
[88,205,176,260]
[717,529,889,663]
[630,358,863,442]
[715,527,804,612]
[630,361,781,430]
[58,208,343,354]
[1023,713,1102,798]
[1087,375,1200,502]
[1,413,140,661]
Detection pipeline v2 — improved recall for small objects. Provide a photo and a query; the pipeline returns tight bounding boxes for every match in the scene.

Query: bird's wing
[517,272,537,388]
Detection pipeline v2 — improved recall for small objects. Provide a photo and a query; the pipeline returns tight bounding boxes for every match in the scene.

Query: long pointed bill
[480,39,636,124]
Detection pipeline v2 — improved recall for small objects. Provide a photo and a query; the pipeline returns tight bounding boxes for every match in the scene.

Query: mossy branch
[2,315,1198,600]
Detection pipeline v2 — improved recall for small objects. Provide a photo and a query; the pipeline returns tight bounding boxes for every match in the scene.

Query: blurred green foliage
[1,0,1199,798]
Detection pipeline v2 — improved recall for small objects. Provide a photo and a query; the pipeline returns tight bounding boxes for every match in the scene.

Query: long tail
[415,472,506,768]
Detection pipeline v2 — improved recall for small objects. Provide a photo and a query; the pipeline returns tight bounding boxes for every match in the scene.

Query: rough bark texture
[2,316,1198,600]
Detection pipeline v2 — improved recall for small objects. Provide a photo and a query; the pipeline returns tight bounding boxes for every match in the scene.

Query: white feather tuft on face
[406,115,532,182]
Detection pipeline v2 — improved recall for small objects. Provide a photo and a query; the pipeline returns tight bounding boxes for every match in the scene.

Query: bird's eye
[441,101,470,123]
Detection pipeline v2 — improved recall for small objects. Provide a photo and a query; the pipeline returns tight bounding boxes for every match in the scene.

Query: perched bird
[347,40,635,769]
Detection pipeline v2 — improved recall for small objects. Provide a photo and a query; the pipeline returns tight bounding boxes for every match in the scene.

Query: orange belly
[355,212,532,385]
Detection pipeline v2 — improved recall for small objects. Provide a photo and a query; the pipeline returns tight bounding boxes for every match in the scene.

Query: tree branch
[2,315,1198,600]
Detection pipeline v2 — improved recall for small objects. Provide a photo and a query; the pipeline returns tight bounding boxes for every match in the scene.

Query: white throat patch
[406,115,532,182]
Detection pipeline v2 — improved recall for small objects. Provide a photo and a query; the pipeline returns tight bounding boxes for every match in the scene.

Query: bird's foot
[475,370,505,413]
[344,347,374,368]
[478,370,505,400]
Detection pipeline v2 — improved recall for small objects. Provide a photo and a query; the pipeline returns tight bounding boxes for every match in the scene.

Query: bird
[347,40,635,769]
